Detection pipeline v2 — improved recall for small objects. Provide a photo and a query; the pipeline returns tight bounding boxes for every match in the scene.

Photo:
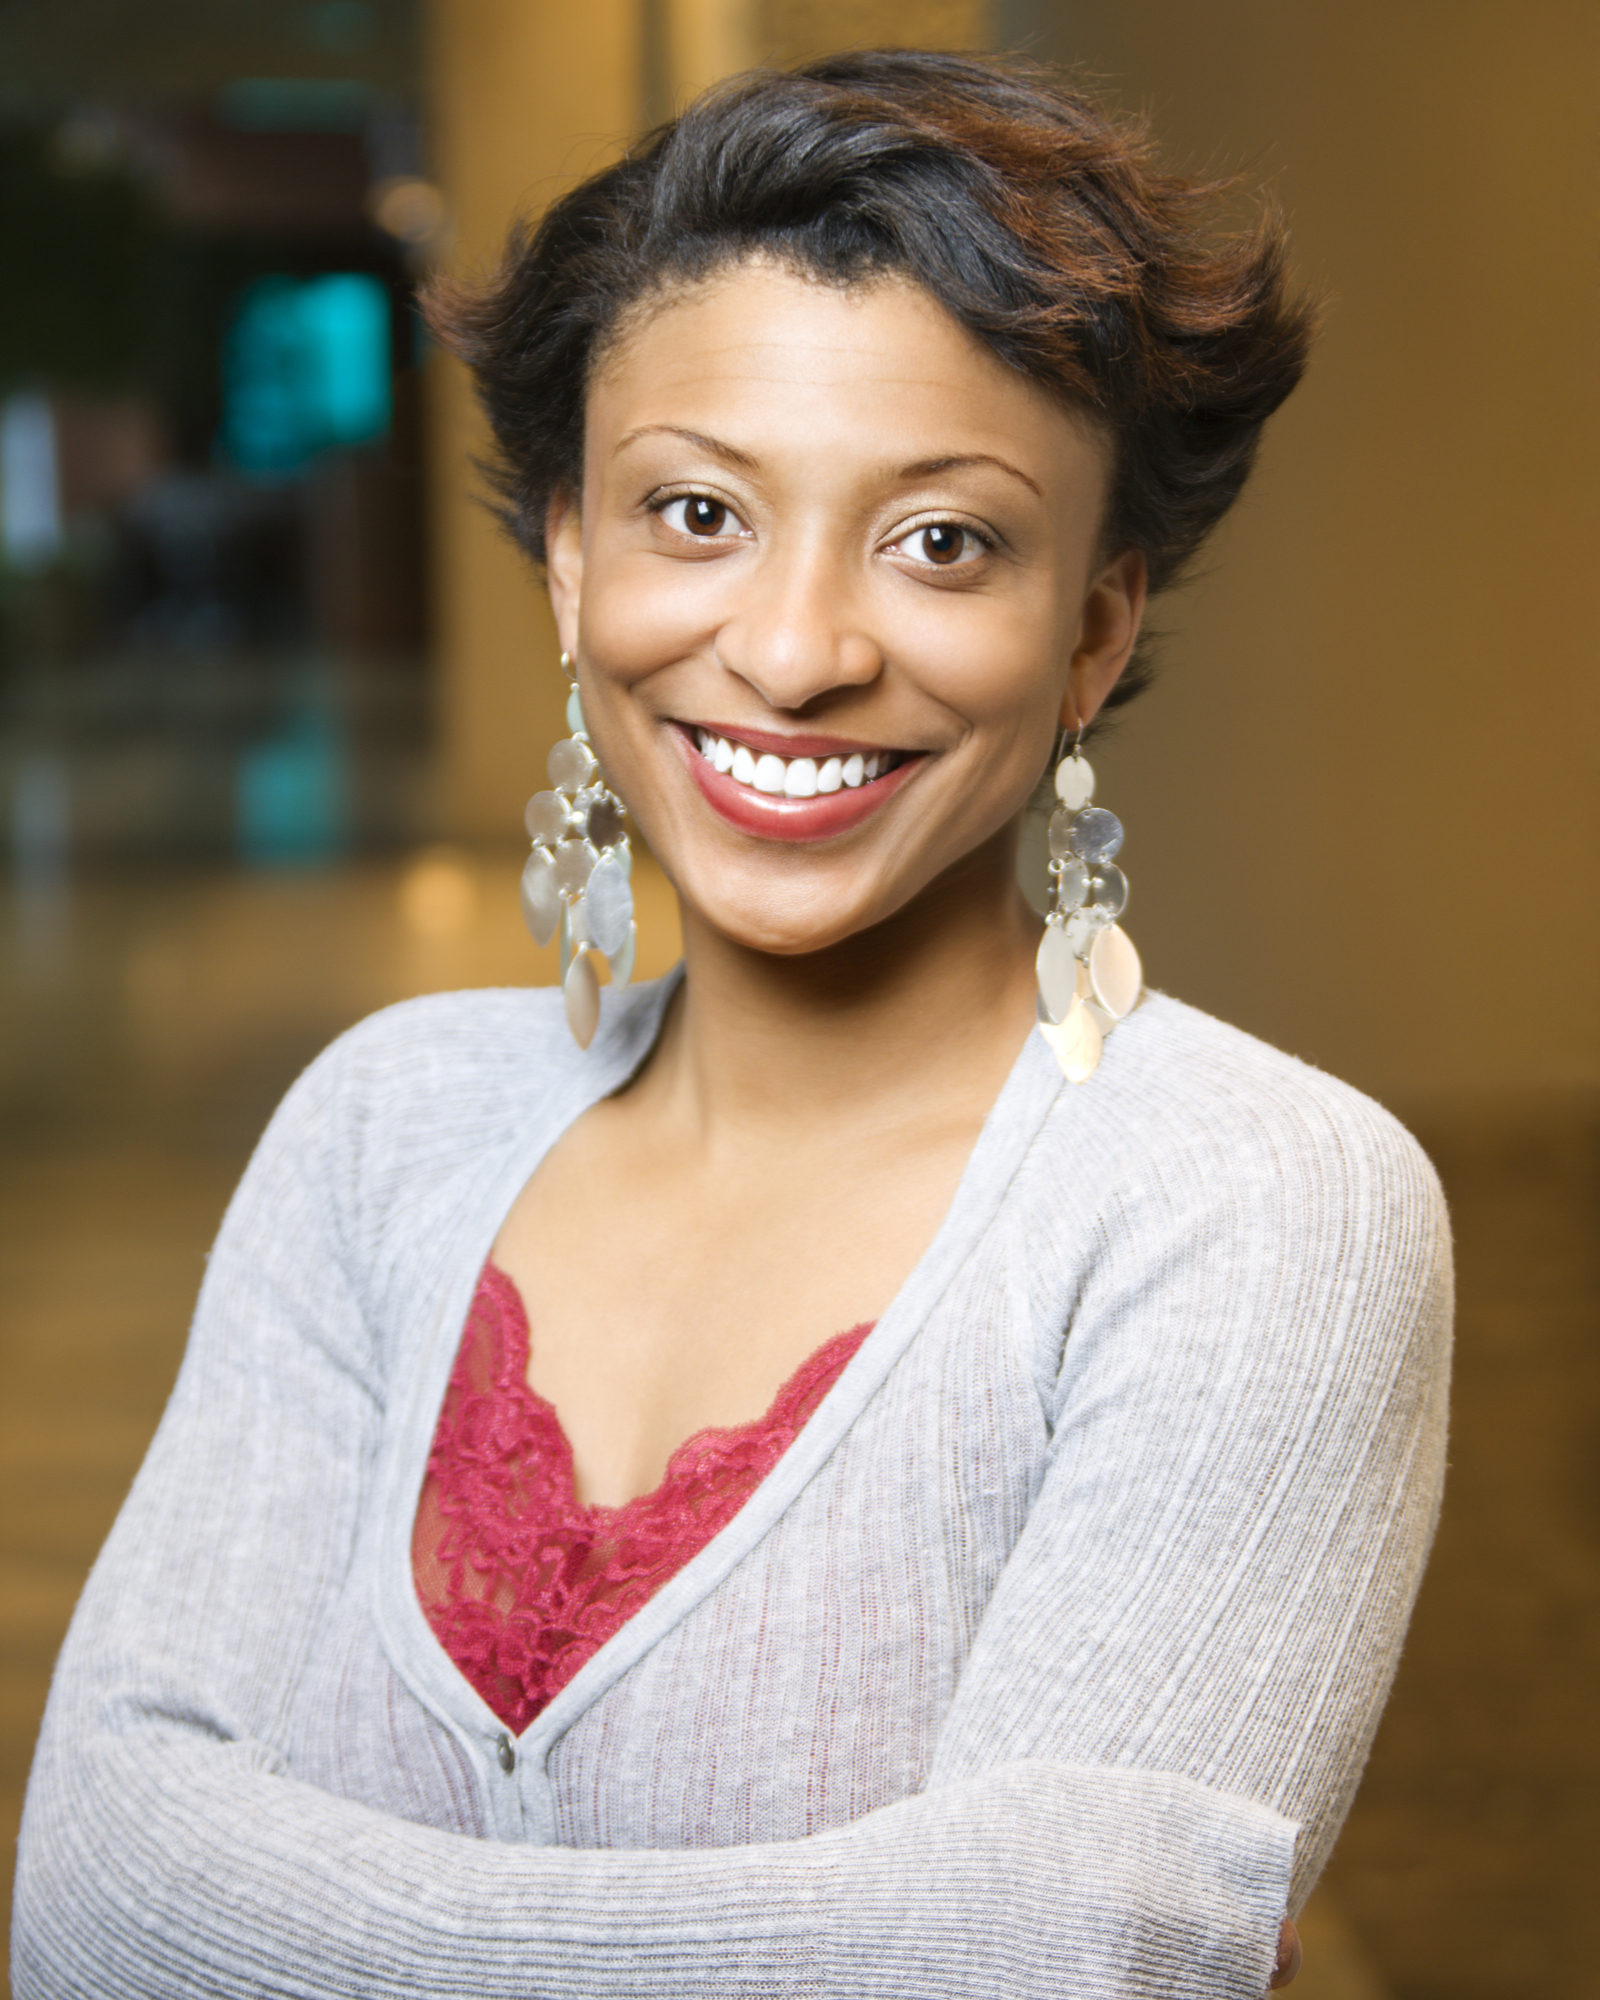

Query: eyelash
[652,492,745,539]
[891,521,996,569]
[649,492,997,570]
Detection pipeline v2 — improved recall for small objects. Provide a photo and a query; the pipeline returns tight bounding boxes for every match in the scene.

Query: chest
[490,1100,986,1506]
[293,1257,1053,1846]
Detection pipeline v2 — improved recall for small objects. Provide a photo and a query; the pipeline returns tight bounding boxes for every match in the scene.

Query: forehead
[586,259,1106,486]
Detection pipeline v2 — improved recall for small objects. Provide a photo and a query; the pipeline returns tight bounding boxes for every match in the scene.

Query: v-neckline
[375,972,1069,1779]
[478,1257,873,1518]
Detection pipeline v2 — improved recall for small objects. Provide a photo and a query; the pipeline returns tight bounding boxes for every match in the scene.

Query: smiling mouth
[674,721,922,843]
[689,727,908,799]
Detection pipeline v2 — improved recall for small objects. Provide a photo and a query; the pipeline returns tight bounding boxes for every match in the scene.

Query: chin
[675,859,902,958]
[706,896,877,958]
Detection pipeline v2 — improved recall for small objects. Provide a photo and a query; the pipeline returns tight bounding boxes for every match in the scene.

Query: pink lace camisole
[412,1262,871,1733]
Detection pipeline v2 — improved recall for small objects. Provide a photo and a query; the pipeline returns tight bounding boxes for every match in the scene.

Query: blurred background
[1,2,1594,1996]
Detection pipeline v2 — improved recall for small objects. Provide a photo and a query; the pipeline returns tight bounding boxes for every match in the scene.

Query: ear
[545,489,583,653]
[1060,547,1147,733]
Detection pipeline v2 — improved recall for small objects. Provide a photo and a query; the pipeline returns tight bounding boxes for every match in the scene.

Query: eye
[898,522,987,568]
[659,494,739,538]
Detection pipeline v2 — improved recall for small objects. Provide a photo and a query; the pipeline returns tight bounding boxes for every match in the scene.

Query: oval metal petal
[1088,863,1128,919]
[563,948,600,1049]
[586,796,626,851]
[585,854,634,956]
[1054,755,1095,810]
[607,921,637,992]
[1089,923,1143,1020]
[548,736,598,793]
[552,838,597,895]
[1035,920,1078,1025]
[519,848,560,947]
[1067,805,1123,864]
[1038,997,1104,1083]
[559,897,589,979]
[524,790,569,844]
[1053,855,1089,912]
[1065,905,1111,957]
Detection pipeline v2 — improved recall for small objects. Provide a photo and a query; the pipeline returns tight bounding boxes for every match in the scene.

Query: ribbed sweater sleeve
[12,1006,1450,2000]
[936,1032,1453,1906]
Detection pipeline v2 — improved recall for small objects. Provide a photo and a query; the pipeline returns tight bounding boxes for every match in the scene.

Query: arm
[928,1071,1452,1914]
[13,1041,1447,1999]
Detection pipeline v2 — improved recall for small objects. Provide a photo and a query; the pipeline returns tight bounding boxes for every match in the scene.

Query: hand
[1269,1916,1302,1989]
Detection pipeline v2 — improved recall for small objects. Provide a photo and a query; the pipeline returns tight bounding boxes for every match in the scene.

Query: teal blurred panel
[302,275,392,448]
[235,711,350,866]
[220,274,391,474]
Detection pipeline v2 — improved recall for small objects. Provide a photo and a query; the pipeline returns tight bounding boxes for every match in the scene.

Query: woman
[14,52,1450,1999]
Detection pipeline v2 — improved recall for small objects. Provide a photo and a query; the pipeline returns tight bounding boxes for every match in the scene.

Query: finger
[1269,1916,1303,1990]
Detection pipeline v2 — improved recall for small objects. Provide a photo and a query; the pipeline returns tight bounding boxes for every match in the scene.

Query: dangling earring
[520,652,636,1050]
[1034,724,1143,1083]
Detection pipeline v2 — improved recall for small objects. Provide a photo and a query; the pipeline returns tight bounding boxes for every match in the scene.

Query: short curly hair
[427,50,1315,712]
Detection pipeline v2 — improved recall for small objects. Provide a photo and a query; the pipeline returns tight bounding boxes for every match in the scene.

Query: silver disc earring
[1034,726,1143,1083]
[520,652,636,1050]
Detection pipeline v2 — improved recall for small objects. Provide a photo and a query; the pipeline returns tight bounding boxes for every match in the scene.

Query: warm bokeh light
[399,846,479,938]
[369,172,448,246]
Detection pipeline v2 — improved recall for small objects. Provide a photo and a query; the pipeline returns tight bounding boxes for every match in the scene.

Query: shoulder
[321,983,574,1105]
[221,978,677,1346]
[1041,990,1446,1229]
[256,977,673,1191]
[1017,993,1452,1369]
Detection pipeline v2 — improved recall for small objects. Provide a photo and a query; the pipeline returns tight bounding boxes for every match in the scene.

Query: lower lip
[675,730,923,843]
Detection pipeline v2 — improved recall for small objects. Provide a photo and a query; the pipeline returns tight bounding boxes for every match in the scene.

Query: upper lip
[677,720,917,760]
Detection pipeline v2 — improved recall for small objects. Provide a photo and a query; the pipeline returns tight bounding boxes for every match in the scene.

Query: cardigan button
[496,1732,516,1773]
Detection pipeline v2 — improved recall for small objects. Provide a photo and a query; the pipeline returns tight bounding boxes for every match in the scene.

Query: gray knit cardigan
[13,974,1452,1999]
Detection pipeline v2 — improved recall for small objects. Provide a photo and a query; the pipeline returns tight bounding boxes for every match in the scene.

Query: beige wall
[426,0,1598,1109]
[999,0,1599,1110]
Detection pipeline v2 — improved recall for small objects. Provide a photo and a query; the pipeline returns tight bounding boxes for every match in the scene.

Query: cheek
[577,536,728,687]
[897,587,1069,745]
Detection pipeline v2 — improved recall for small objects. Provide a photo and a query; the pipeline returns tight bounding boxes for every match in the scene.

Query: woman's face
[547,260,1144,955]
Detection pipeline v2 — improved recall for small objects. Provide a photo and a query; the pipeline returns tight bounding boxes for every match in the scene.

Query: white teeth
[692,729,897,798]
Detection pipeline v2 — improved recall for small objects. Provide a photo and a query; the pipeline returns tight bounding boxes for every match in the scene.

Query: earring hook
[1054,719,1085,768]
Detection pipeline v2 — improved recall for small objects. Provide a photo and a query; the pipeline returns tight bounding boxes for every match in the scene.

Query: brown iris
[923,523,964,564]
[684,496,728,535]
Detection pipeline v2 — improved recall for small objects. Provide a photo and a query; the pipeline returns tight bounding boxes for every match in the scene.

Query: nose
[712,536,885,712]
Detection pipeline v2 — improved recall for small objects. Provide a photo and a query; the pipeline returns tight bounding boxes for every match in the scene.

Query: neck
[643,826,1043,1145]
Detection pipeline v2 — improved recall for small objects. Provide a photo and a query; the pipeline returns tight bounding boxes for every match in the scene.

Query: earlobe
[545,491,584,651]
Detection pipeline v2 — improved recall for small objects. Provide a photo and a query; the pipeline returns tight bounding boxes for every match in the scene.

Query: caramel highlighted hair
[428,50,1316,712]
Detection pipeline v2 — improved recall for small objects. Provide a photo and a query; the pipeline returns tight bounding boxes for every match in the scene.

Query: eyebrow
[895,453,1044,498]
[612,425,759,471]
[613,426,1044,499]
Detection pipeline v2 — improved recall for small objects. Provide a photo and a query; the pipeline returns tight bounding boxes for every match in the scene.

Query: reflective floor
[2,857,1595,1999]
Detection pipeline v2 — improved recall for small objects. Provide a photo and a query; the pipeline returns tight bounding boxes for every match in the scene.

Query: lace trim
[412,1262,871,1733]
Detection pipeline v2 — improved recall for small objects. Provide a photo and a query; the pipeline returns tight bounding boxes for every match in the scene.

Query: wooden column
[425,0,640,842]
